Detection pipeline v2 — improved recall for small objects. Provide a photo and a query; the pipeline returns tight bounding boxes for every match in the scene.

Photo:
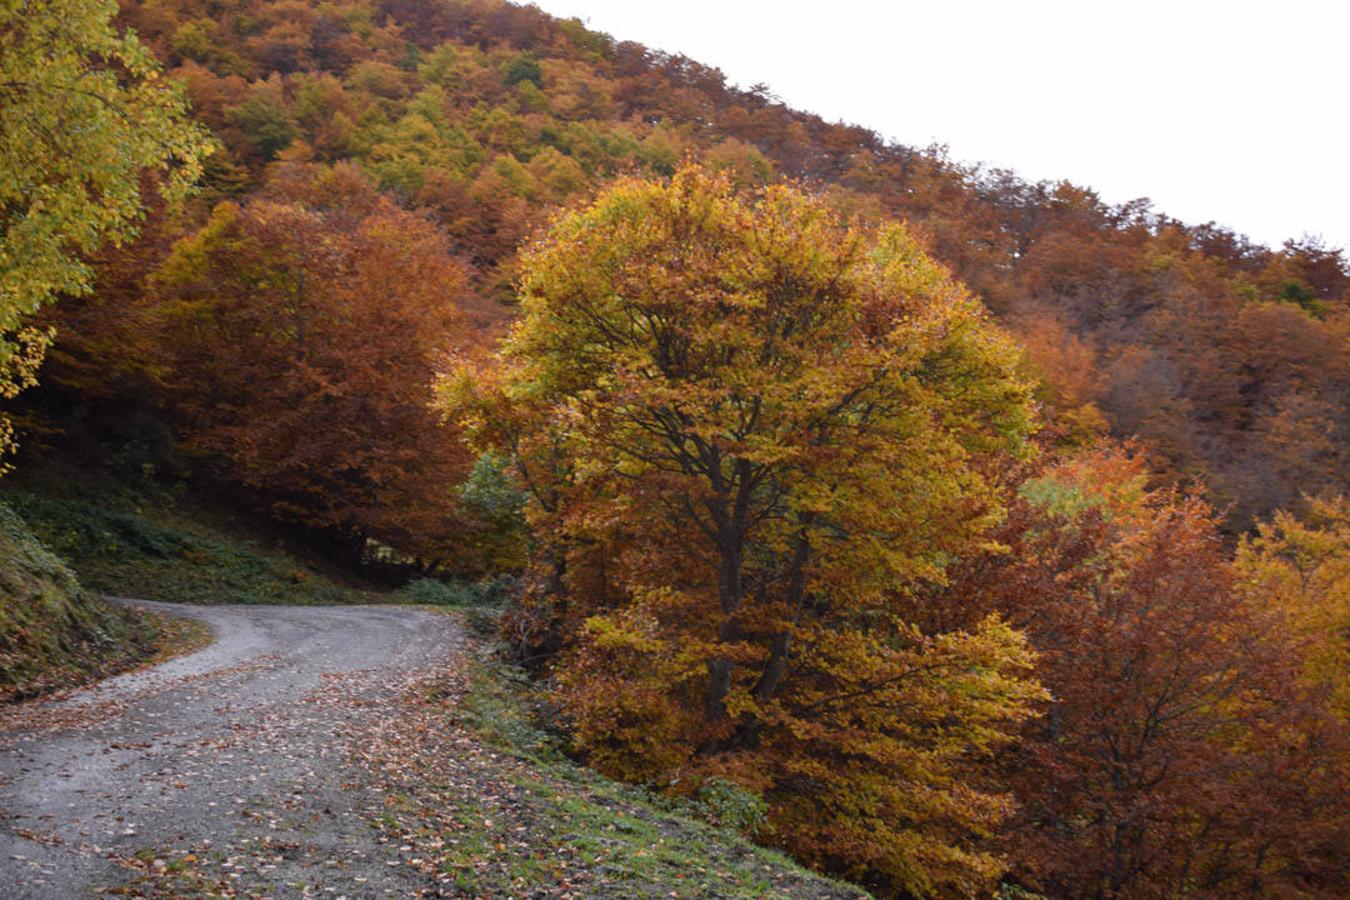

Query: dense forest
[3,0,1348,896]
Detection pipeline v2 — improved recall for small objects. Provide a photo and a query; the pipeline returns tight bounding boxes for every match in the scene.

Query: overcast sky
[530,0,1348,251]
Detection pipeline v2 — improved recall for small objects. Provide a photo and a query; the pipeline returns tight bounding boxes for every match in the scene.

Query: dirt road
[0,601,460,898]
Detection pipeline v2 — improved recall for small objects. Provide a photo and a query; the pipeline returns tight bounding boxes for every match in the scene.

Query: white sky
[530,0,1349,251]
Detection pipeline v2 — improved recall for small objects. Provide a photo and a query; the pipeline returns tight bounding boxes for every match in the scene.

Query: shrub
[397,575,514,606]
[692,778,770,838]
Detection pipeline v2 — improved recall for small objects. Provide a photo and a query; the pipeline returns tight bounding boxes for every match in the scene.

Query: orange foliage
[77,0,1347,533]
[144,163,476,564]
[450,167,1045,895]
[928,448,1350,896]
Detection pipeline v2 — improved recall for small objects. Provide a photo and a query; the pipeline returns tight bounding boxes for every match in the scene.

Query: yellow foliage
[1236,494,1350,716]
[451,164,1044,894]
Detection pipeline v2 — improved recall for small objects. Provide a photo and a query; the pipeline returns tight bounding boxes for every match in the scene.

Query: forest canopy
[13,0,1341,538]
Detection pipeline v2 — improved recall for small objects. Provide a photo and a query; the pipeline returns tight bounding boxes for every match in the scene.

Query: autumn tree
[1230,495,1350,890]
[929,448,1350,896]
[451,165,1044,894]
[0,0,211,465]
[146,163,475,565]
[1237,494,1350,715]
[440,350,586,658]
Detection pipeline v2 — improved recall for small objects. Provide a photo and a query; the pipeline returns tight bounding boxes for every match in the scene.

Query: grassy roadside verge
[373,608,870,898]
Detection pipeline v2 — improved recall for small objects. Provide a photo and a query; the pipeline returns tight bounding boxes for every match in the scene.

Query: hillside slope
[20,0,1339,539]
[2,451,387,607]
[2,3,1346,896]
[0,502,160,700]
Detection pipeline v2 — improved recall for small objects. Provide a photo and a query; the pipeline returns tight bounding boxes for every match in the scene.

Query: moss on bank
[0,501,163,701]
[1,460,381,606]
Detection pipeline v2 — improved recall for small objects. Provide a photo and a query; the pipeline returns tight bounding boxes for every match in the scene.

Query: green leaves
[0,0,213,461]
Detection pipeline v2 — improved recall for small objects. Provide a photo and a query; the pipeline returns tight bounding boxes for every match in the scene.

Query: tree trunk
[704,539,743,722]
[753,528,810,704]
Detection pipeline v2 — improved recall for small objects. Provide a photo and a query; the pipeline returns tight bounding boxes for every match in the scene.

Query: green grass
[0,462,382,606]
[0,501,168,700]
[424,621,868,898]
[395,575,514,607]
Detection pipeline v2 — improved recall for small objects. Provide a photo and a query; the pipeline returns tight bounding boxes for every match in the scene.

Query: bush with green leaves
[458,451,529,571]
[691,778,771,838]
[396,575,515,607]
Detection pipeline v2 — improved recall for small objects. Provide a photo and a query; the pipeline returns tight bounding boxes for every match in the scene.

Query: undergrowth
[396,575,514,608]
[1,462,381,606]
[443,610,867,898]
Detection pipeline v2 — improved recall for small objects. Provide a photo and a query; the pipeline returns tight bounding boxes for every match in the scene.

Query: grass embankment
[392,610,869,898]
[1,459,381,606]
[0,502,209,701]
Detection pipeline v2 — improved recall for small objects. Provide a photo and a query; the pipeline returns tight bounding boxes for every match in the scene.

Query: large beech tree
[451,165,1044,893]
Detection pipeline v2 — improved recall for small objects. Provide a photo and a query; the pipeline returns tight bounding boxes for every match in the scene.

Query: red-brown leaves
[145,164,477,566]
[935,448,1350,896]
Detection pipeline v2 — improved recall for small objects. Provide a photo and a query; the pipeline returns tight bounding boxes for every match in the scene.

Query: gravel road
[0,601,460,898]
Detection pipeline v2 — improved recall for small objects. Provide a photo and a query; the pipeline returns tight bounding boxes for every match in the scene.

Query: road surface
[0,601,460,898]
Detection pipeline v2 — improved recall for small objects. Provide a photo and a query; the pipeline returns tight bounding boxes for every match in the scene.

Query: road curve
[0,601,460,898]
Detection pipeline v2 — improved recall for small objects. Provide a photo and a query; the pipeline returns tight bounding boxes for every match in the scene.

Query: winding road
[0,601,461,898]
